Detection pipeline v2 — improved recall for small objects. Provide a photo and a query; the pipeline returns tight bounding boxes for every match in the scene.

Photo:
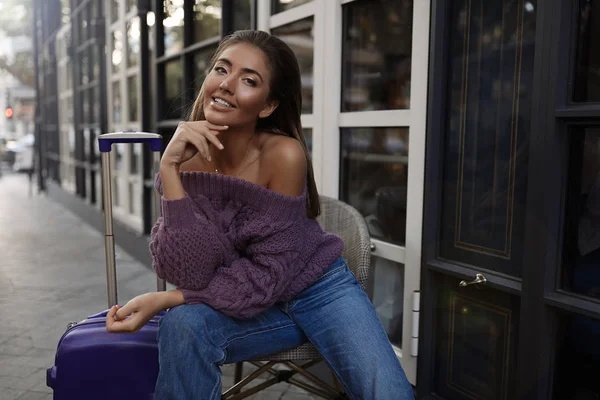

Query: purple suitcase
[47,132,165,400]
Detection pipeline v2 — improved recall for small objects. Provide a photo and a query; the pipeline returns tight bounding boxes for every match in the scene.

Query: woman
[106,30,413,400]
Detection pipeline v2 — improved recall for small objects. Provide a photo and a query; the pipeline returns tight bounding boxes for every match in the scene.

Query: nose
[219,76,233,93]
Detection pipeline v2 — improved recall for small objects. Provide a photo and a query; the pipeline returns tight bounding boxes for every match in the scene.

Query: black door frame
[415,0,592,399]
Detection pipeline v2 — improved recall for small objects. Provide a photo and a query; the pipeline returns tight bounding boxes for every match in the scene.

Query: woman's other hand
[160,121,228,170]
[106,292,164,333]
[106,290,185,333]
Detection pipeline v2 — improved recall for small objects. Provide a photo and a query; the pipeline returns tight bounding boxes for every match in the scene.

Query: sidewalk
[0,172,317,400]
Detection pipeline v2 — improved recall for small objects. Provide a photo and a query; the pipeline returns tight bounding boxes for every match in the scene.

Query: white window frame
[105,0,144,233]
[258,0,431,385]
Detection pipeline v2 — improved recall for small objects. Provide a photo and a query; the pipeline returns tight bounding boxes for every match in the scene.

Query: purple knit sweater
[149,171,344,319]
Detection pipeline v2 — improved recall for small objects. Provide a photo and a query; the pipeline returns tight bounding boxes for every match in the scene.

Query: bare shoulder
[260,134,307,196]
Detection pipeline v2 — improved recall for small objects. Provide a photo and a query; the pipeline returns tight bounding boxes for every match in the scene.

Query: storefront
[33,0,600,398]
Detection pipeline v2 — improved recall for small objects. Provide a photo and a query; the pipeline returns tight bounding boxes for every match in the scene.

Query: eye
[244,78,257,87]
[214,66,227,74]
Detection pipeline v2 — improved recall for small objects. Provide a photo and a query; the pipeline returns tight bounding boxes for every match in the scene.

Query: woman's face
[201,43,276,128]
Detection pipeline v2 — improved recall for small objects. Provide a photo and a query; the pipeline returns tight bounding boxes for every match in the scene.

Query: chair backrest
[316,196,371,288]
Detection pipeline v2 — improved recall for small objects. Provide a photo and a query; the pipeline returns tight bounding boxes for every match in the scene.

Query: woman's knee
[157,304,217,350]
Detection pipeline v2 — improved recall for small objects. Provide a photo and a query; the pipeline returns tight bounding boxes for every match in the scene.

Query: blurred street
[0,170,317,400]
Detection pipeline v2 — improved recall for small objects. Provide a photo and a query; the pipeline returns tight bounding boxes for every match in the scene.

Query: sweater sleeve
[179,216,303,319]
[149,195,235,290]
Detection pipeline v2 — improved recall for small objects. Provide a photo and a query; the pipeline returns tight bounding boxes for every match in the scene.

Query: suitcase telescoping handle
[98,132,166,309]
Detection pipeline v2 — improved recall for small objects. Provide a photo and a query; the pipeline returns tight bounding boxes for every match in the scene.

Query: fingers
[186,134,211,161]
[106,306,143,333]
[193,121,229,132]
[115,302,136,321]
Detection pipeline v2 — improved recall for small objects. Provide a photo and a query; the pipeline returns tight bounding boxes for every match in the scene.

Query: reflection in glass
[164,59,183,120]
[271,0,311,14]
[111,0,119,22]
[80,53,89,85]
[341,0,413,111]
[193,0,221,42]
[573,0,600,102]
[82,88,90,122]
[439,0,537,277]
[127,0,136,13]
[127,17,140,68]
[112,30,124,73]
[130,144,141,175]
[193,46,217,95]
[554,313,600,399]
[232,0,253,31]
[368,257,403,347]
[90,46,99,81]
[112,81,121,124]
[434,278,519,400]
[303,128,312,153]
[272,18,314,114]
[79,14,88,42]
[562,128,600,300]
[128,76,138,122]
[163,0,184,56]
[339,127,409,245]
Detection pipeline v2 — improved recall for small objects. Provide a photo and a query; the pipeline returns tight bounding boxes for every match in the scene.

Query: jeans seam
[223,322,298,349]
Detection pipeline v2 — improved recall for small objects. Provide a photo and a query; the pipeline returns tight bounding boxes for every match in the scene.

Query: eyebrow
[216,58,264,82]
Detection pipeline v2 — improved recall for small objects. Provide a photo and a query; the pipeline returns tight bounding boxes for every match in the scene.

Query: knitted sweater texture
[149,172,344,319]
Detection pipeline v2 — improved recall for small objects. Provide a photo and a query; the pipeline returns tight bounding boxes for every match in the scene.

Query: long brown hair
[188,30,320,218]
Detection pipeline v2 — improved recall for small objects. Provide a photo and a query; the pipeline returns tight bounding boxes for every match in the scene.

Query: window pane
[112,30,124,73]
[573,0,600,102]
[562,127,600,300]
[193,0,221,42]
[128,76,138,122]
[112,81,122,124]
[341,0,412,112]
[232,0,253,31]
[111,0,119,23]
[127,0,136,13]
[271,0,311,14]
[554,313,600,399]
[303,128,312,153]
[339,127,409,245]
[80,52,89,85]
[193,46,217,95]
[163,59,183,119]
[130,144,141,175]
[272,18,314,114]
[368,257,404,347]
[127,17,141,68]
[163,0,184,56]
[439,0,537,277]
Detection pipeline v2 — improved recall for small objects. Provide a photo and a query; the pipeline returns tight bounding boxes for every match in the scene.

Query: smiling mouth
[212,97,235,108]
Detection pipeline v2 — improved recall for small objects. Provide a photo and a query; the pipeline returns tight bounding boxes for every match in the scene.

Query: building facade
[33,0,600,398]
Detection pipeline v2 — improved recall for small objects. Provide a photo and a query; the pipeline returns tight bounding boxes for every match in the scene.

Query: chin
[204,110,233,125]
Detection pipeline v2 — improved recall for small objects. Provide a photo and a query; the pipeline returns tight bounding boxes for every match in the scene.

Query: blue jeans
[154,257,414,399]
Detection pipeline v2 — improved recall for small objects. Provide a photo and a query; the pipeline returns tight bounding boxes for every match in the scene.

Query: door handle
[459,273,487,287]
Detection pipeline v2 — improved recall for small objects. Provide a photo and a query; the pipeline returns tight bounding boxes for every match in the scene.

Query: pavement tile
[14,391,50,400]
[0,365,41,379]
[0,389,25,400]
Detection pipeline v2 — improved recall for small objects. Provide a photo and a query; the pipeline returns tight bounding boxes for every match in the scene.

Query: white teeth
[213,98,233,108]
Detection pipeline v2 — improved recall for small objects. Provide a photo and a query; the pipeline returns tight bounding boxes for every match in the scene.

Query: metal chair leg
[234,362,244,383]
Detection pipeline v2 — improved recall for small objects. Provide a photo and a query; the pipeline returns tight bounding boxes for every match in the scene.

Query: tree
[0,0,34,88]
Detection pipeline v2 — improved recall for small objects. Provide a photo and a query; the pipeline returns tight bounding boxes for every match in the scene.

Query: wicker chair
[222,196,371,400]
